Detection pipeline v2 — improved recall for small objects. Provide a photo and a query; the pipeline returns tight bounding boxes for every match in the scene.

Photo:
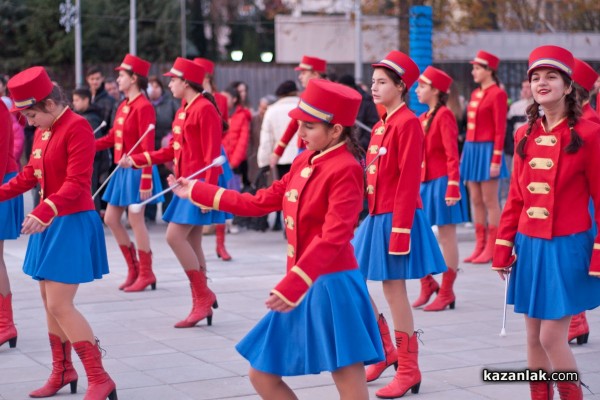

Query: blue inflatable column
[409,5,432,115]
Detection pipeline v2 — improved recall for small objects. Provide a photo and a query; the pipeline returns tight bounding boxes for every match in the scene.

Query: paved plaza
[1,200,600,399]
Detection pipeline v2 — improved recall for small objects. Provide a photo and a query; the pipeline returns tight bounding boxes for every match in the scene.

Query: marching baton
[355,119,373,132]
[92,124,155,199]
[364,146,387,171]
[500,270,510,337]
[129,155,226,213]
[92,121,107,135]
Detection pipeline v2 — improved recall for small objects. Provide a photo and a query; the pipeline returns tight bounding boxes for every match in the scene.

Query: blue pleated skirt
[353,210,447,281]
[236,269,384,376]
[420,175,470,226]
[508,231,600,320]
[460,141,509,182]
[0,172,24,240]
[102,166,164,206]
[23,211,109,284]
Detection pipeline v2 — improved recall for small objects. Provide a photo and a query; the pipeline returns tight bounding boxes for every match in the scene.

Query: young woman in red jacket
[193,57,233,260]
[413,66,469,312]
[0,67,116,399]
[0,100,24,350]
[352,51,446,398]
[167,79,383,400]
[96,54,163,293]
[121,57,229,328]
[222,85,251,187]
[461,50,509,264]
[492,45,600,400]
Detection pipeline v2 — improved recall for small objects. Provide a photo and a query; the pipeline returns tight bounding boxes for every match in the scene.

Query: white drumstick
[365,146,387,171]
[92,124,155,199]
[500,271,510,337]
[92,121,107,135]
[129,155,226,213]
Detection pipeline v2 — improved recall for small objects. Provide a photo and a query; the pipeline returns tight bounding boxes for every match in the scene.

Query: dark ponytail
[187,80,229,131]
[564,87,583,154]
[342,126,366,161]
[515,101,540,159]
[32,84,67,112]
[424,92,449,134]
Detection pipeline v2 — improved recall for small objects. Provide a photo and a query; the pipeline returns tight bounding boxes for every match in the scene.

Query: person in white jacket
[257,80,299,231]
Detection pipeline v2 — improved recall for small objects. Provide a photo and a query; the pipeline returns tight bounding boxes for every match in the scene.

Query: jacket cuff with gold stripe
[273,140,287,157]
[445,180,461,201]
[491,150,503,167]
[29,198,59,226]
[131,151,153,169]
[190,181,224,211]
[389,227,411,255]
[491,238,516,271]
[590,242,600,277]
[271,266,312,306]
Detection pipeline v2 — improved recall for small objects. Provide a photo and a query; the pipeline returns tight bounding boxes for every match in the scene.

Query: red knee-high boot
[411,275,439,308]
[0,293,17,348]
[124,249,156,292]
[568,312,589,345]
[215,224,232,261]
[375,331,421,399]
[463,224,486,263]
[472,225,497,264]
[529,381,554,400]
[424,269,457,312]
[117,243,138,290]
[174,269,218,328]
[366,314,397,382]
[72,340,117,400]
[556,382,583,400]
[29,333,78,398]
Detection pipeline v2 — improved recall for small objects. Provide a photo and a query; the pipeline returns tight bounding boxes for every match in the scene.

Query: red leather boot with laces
[124,249,156,292]
[424,269,457,312]
[174,269,219,328]
[375,331,421,399]
[73,339,117,400]
[472,225,497,264]
[117,243,138,290]
[215,224,232,261]
[568,312,589,345]
[29,333,78,398]
[529,380,554,400]
[556,382,583,400]
[365,314,397,382]
[0,293,17,349]
[463,224,486,263]
[411,275,439,308]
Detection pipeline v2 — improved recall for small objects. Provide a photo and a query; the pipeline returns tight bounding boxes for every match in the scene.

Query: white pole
[180,0,186,56]
[130,0,137,55]
[74,0,82,86]
[354,0,363,84]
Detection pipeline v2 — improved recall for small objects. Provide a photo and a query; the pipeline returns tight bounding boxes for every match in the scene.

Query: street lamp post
[130,0,137,55]
[354,0,363,84]
[59,0,81,87]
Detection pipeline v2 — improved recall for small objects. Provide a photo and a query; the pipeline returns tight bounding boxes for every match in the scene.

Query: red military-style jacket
[0,101,18,182]
[582,103,600,125]
[465,84,508,166]
[492,117,600,275]
[0,108,95,225]
[419,106,461,201]
[273,118,305,157]
[188,142,363,306]
[222,105,251,168]
[367,104,424,255]
[95,93,156,192]
[129,94,222,184]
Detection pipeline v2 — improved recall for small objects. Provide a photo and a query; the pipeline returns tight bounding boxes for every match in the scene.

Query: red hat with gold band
[294,56,327,74]
[7,66,54,112]
[572,58,598,92]
[419,66,453,94]
[193,58,215,75]
[470,50,500,71]
[115,54,151,78]
[372,51,420,88]
[527,45,573,77]
[288,79,361,127]
[164,57,206,86]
